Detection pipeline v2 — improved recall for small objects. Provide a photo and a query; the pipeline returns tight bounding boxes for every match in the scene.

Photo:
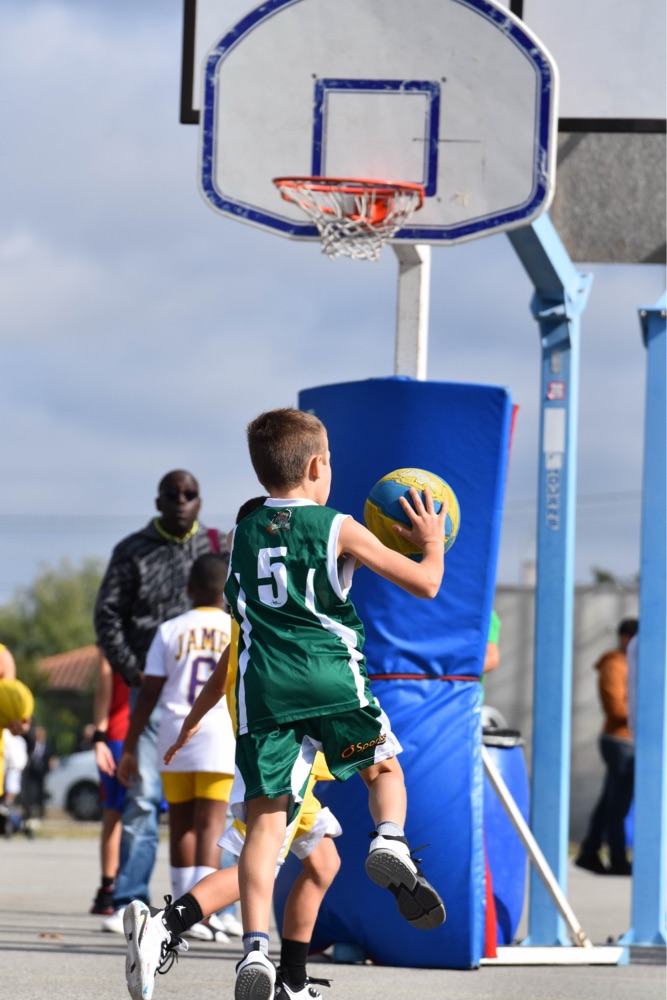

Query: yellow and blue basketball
[364,467,460,557]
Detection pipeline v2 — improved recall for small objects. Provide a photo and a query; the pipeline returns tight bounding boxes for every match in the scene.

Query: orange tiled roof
[39,645,100,691]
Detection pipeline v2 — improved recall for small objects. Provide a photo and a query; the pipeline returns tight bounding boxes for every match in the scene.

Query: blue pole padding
[288,377,513,967]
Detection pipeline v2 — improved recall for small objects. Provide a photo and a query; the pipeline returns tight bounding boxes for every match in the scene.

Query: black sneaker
[365,833,446,930]
[574,851,608,875]
[607,859,632,876]
[90,884,116,915]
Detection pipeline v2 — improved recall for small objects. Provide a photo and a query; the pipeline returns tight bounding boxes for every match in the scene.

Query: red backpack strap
[207,528,221,553]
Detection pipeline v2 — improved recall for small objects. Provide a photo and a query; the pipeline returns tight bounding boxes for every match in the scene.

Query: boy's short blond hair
[247,408,327,491]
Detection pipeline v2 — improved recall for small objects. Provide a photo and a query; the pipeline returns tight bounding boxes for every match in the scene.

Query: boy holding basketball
[228,407,447,1000]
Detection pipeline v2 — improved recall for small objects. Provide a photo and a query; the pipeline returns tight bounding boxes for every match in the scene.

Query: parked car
[45,749,102,821]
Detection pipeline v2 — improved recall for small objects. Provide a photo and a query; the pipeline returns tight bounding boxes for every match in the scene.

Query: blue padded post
[273,377,514,968]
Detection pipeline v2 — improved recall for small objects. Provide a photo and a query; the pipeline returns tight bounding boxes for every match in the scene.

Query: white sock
[171,865,196,900]
[193,865,217,888]
[376,821,405,838]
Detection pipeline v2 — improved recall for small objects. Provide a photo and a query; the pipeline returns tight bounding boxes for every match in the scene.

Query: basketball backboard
[186,0,559,246]
[181,0,665,261]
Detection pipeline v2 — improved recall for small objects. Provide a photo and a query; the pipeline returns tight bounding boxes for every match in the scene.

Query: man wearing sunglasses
[94,470,229,932]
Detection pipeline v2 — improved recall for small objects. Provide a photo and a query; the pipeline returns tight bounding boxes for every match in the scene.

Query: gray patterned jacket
[94,520,228,687]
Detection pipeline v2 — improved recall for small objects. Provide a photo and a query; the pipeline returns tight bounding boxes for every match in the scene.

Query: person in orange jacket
[576,617,638,876]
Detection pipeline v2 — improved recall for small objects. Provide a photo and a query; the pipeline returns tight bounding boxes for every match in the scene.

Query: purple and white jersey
[145,606,234,773]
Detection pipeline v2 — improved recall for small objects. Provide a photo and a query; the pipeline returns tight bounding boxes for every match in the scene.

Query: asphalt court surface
[1,832,664,1000]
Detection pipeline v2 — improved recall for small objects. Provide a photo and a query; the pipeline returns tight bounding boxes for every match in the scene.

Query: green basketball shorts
[231,703,402,822]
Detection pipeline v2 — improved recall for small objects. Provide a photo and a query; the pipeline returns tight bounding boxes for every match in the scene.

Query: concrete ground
[1,822,664,1000]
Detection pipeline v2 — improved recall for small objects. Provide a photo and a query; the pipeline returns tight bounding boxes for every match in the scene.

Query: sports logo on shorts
[267,510,292,534]
[341,733,387,758]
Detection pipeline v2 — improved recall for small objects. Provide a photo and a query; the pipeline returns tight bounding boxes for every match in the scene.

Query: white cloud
[0,230,109,341]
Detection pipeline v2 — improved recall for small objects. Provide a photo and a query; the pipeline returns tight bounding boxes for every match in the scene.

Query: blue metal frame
[508,214,592,944]
[198,0,557,242]
[623,295,667,948]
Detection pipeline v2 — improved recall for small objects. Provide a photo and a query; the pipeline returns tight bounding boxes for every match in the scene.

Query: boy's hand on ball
[395,487,448,549]
[364,467,460,555]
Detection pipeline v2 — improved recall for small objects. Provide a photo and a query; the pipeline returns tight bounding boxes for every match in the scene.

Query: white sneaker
[183,913,231,942]
[217,911,244,937]
[235,946,276,1000]
[101,906,126,934]
[275,970,331,999]
[123,900,187,1000]
[365,834,446,930]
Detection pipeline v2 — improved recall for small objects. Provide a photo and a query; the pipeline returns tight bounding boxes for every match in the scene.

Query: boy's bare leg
[360,754,407,826]
[281,836,341,941]
[167,798,231,927]
[277,836,340,994]
[92,807,122,914]
[100,807,122,880]
[238,794,289,935]
[234,796,288,1000]
[360,755,445,931]
[167,800,196,868]
[192,797,229,868]
[190,865,239,914]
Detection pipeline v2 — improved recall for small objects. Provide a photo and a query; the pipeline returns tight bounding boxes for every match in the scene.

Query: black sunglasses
[161,488,199,503]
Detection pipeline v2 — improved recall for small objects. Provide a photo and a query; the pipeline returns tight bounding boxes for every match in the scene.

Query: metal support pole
[507,215,592,945]
[623,294,667,948]
[482,747,591,948]
[393,244,431,380]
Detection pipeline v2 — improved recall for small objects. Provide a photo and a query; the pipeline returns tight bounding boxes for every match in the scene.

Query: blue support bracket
[622,294,667,949]
[508,214,592,945]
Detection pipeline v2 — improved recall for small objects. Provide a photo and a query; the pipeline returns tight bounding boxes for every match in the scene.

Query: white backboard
[195,0,559,245]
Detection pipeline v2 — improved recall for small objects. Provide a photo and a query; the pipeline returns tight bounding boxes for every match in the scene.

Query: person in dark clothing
[94,470,228,931]
[22,724,57,824]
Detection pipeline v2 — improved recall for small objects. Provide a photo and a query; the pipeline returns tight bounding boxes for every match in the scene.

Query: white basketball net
[274,179,424,261]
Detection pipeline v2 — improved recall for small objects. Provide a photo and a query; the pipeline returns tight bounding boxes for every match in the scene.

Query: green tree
[590,567,639,589]
[591,567,618,585]
[0,558,103,692]
[0,559,105,753]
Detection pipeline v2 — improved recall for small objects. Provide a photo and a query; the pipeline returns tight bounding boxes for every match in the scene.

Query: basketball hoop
[273,177,425,261]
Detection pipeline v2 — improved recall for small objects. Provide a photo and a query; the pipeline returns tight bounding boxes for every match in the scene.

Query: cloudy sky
[0,0,664,603]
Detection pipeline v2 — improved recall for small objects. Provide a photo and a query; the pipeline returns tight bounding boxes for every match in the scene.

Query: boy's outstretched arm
[338,487,446,599]
[163,644,230,765]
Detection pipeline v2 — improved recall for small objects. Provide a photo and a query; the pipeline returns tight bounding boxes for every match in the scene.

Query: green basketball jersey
[224,498,374,735]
